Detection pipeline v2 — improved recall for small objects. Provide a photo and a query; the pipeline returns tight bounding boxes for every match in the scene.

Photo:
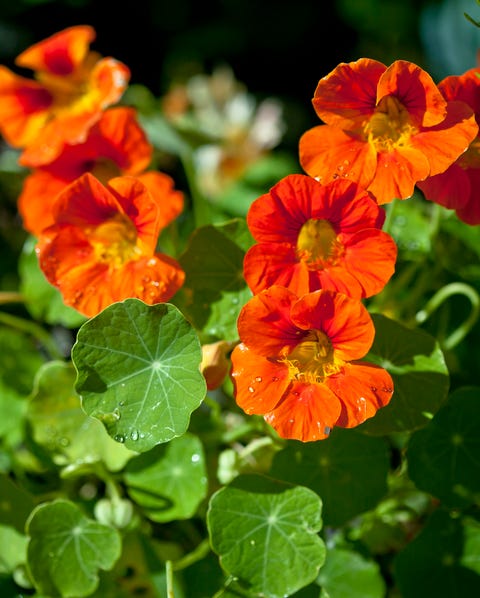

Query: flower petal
[291,290,375,361]
[377,60,447,127]
[411,100,478,177]
[326,362,394,427]
[231,343,290,414]
[299,125,377,189]
[15,25,95,75]
[417,163,471,211]
[236,286,300,356]
[137,171,184,229]
[18,170,68,235]
[312,58,386,129]
[264,381,342,442]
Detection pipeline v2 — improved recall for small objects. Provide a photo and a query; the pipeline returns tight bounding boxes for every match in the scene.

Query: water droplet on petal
[255,376,262,382]
[248,386,255,393]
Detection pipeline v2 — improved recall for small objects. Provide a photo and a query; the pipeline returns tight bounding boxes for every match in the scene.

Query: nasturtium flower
[36,173,185,317]
[231,286,393,442]
[417,67,480,224]
[243,174,397,299]
[18,106,183,236]
[299,58,478,204]
[0,25,130,166]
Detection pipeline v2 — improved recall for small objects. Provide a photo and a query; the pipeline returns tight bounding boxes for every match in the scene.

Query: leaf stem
[166,560,175,598]
[0,291,24,305]
[171,538,211,571]
[0,310,63,359]
[414,282,480,350]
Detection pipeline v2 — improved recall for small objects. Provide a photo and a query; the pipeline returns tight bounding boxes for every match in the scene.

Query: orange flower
[417,67,480,224]
[36,173,185,317]
[243,174,397,299]
[231,286,393,442]
[18,106,183,236]
[0,25,130,166]
[230,286,393,442]
[299,58,478,204]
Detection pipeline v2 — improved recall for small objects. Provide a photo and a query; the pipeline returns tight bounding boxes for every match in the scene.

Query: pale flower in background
[162,65,286,200]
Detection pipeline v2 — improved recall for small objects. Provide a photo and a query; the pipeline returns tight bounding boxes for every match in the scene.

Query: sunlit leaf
[26,361,135,470]
[125,433,208,522]
[18,236,86,328]
[407,386,480,508]
[0,524,28,575]
[360,314,450,434]
[394,509,480,597]
[270,428,390,527]
[72,299,206,452]
[178,219,253,340]
[208,474,325,597]
[317,547,386,598]
[26,499,121,597]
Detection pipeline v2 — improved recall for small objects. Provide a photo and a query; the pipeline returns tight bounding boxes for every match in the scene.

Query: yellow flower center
[282,330,342,384]
[296,219,344,270]
[88,213,142,267]
[364,95,418,152]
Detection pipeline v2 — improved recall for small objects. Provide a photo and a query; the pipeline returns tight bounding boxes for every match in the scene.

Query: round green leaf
[178,219,253,340]
[207,474,325,598]
[0,525,28,574]
[407,386,480,508]
[125,433,207,522]
[394,509,480,597]
[317,548,386,598]
[26,499,121,597]
[26,361,135,470]
[270,428,390,527]
[72,299,206,452]
[360,313,450,434]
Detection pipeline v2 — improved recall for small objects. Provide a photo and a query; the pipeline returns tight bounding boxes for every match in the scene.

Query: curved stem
[0,311,63,360]
[414,282,480,350]
[166,560,175,597]
[171,538,211,571]
[0,291,24,305]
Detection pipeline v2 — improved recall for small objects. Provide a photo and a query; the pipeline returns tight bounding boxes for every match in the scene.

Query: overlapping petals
[36,173,185,317]
[243,174,397,299]
[18,106,183,236]
[417,67,480,224]
[299,58,478,204]
[230,286,393,442]
[0,25,130,166]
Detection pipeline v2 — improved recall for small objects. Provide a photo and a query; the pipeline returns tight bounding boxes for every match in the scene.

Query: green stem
[171,538,211,571]
[166,560,175,598]
[0,291,24,305]
[180,152,212,228]
[414,282,480,350]
[0,311,63,360]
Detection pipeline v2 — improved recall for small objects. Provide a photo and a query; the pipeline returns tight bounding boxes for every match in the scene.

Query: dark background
[2,0,480,148]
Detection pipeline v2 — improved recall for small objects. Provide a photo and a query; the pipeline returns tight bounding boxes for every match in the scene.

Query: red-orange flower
[299,58,478,204]
[243,174,397,299]
[0,25,130,166]
[417,67,480,224]
[18,106,183,236]
[36,173,185,317]
[230,286,393,442]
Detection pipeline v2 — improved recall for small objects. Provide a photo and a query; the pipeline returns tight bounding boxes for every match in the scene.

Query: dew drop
[58,437,70,447]
[272,376,279,382]
[130,429,139,441]
[191,453,200,463]
[255,376,262,382]
[248,386,255,393]
[114,434,125,443]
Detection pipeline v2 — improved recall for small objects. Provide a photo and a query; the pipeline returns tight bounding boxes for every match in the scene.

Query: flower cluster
[0,26,186,317]
[2,30,480,444]
[231,57,480,442]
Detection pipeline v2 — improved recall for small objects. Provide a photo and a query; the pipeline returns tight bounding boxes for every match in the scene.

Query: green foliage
[72,299,206,452]
[208,474,326,597]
